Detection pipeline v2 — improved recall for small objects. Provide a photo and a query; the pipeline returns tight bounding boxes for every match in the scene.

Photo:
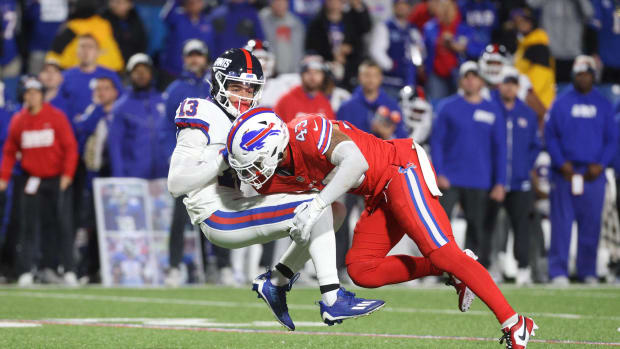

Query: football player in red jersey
[226,108,538,348]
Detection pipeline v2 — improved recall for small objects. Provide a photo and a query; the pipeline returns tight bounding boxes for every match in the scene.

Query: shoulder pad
[174,98,232,144]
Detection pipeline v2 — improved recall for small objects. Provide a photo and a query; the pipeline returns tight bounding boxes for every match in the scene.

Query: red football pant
[346,158,515,324]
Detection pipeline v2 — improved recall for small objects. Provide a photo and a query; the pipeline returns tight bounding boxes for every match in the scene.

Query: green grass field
[0,285,618,348]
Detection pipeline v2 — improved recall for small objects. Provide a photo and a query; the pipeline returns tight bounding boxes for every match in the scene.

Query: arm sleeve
[317,140,368,205]
[600,105,618,166]
[529,113,543,170]
[167,128,228,197]
[368,23,393,71]
[57,111,79,178]
[544,104,567,168]
[0,117,19,181]
[107,109,125,177]
[430,104,447,176]
[492,108,507,186]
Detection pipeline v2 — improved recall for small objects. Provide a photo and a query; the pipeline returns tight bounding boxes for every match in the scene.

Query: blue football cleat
[252,270,299,331]
[318,287,386,326]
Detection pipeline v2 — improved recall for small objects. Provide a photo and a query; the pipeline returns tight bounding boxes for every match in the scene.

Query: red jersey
[273,86,335,123]
[257,115,415,199]
[0,103,78,181]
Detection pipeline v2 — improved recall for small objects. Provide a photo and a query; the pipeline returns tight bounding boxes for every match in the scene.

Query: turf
[0,285,618,348]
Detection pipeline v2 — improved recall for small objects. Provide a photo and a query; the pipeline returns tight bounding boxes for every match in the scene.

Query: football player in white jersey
[167,48,384,330]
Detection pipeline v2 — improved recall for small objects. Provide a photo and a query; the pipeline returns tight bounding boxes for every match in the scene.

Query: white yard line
[1,290,619,321]
[5,319,620,346]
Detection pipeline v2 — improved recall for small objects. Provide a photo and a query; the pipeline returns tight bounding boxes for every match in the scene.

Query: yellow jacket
[514,28,556,109]
[46,16,124,72]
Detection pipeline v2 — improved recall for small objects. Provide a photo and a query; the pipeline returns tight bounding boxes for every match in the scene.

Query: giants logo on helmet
[213,57,232,70]
[240,123,281,151]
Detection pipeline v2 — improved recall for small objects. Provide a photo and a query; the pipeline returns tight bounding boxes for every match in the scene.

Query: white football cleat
[500,315,538,349]
[446,249,478,312]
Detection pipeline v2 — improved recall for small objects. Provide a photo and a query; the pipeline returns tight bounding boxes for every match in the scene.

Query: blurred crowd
[0,0,619,287]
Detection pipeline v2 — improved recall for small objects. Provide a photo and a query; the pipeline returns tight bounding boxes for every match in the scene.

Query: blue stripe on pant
[548,172,605,280]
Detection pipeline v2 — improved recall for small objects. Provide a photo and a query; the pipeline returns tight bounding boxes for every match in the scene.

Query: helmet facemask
[214,71,265,118]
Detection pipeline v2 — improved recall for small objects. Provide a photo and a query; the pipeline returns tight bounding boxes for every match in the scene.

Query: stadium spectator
[161,39,210,287]
[337,60,408,140]
[101,0,148,64]
[0,77,78,287]
[46,0,124,72]
[38,60,64,104]
[288,0,323,24]
[544,55,617,285]
[323,69,351,113]
[590,0,620,84]
[511,7,555,110]
[431,61,506,268]
[423,0,472,101]
[0,0,20,103]
[369,0,425,98]
[251,40,302,108]
[274,56,335,123]
[160,0,214,80]
[364,0,393,24]
[408,0,440,31]
[259,0,306,75]
[458,0,498,61]
[527,0,593,83]
[53,34,123,127]
[305,0,372,89]
[24,0,69,74]
[208,0,265,59]
[485,66,541,286]
[75,76,120,282]
[108,53,168,179]
[398,85,433,144]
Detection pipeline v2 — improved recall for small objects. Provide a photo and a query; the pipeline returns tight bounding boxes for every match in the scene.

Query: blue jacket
[423,18,474,76]
[612,102,620,174]
[108,88,168,179]
[431,94,506,189]
[0,0,18,65]
[207,1,264,58]
[160,0,214,76]
[491,90,541,191]
[73,104,108,156]
[383,19,417,89]
[544,86,617,171]
[592,0,620,68]
[161,70,211,157]
[337,87,408,139]
[458,0,497,60]
[54,67,123,128]
[24,0,65,51]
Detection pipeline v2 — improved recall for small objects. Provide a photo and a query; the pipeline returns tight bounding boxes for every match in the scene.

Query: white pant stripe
[405,170,448,246]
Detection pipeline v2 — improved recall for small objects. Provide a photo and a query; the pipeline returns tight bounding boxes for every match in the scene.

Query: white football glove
[289,197,327,245]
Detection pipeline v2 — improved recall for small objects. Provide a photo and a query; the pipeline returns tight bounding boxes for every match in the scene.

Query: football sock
[347,255,443,288]
[308,208,341,299]
[429,241,516,324]
[320,284,340,306]
[501,314,519,329]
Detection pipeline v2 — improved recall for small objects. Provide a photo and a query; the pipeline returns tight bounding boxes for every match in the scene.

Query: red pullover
[1,103,78,181]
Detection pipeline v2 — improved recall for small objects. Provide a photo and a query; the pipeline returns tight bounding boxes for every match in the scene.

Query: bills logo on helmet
[240,123,281,151]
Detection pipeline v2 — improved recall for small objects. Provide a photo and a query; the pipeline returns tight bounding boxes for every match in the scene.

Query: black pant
[485,190,534,268]
[440,187,490,266]
[555,58,576,83]
[169,196,189,269]
[17,176,74,275]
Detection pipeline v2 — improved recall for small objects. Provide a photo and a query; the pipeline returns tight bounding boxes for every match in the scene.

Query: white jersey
[169,97,239,224]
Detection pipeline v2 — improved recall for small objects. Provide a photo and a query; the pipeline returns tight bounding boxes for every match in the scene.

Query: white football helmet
[227,108,289,189]
[399,85,432,133]
[479,44,509,86]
